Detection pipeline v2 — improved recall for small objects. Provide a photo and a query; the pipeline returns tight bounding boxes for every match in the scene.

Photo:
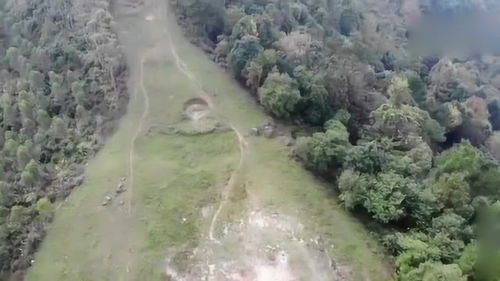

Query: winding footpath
[160,0,248,244]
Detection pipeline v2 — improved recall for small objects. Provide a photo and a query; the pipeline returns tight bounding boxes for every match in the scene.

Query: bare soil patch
[184,98,210,121]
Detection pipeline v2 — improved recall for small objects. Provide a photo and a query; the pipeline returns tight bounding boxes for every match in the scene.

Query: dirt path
[127,55,150,216]
[157,2,341,281]
[159,0,249,244]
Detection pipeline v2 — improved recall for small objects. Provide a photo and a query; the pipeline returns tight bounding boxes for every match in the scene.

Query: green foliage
[296,120,350,171]
[400,262,466,281]
[35,197,53,221]
[395,232,442,274]
[293,66,332,125]
[429,173,471,215]
[339,170,416,223]
[434,142,481,177]
[363,172,414,223]
[408,75,427,106]
[0,0,127,274]
[228,35,263,78]
[245,49,277,94]
[458,242,477,276]
[178,1,500,280]
[338,169,371,208]
[258,72,301,119]
[339,9,359,36]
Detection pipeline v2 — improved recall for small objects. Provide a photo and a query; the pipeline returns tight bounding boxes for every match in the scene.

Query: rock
[116,182,126,194]
[248,127,259,136]
[277,135,293,146]
[262,125,275,138]
[102,196,112,206]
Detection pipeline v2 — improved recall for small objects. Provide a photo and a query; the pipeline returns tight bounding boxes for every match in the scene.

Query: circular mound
[184,98,210,121]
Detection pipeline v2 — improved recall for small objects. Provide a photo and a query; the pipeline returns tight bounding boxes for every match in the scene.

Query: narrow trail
[160,0,248,244]
[127,55,151,217]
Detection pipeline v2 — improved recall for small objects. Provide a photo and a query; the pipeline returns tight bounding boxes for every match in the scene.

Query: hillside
[174,0,500,280]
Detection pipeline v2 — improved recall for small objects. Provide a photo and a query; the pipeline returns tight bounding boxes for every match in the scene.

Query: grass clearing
[27,0,393,280]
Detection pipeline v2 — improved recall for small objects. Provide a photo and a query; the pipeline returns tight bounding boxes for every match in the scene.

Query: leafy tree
[430,211,472,241]
[50,116,66,139]
[434,142,481,177]
[258,71,301,119]
[293,66,332,124]
[458,242,477,276]
[345,139,395,174]
[339,9,359,36]
[408,75,427,106]
[338,169,371,209]
[35,197,53,221]
[228,35,263,79]
[389,75,413,108]
[296,120,350,171]
[429,172,471,216]
[395,232,442,274]
[400,262,466,281]
[16,144,31,169]
[36,109,51,130]
[245,49,277,95]
[363,172,415,223]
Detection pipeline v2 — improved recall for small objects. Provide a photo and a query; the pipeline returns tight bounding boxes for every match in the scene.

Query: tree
[389,75,413,108]
[395,232,441,274]
[35,197,53,221]
[19,160,39,187]
[458,242,477,276]
[297,120,350,171]
[429,173,471,216]
[400,262,466,281]
[408,75,427,106]
[228,35,263,78]
[339,9,360,36]
[293,66,332,125]
[50,116,66,139]
[36,109,51,130]
[345,139,395,174]
[430,211,472,241]
[434,142,481,177]
[338,169,371,209]
[363,172,415,223]
[16,144,31,169]
[245,49,277,95]
[258,71,301,119]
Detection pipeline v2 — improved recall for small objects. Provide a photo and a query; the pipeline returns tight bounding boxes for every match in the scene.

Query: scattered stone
[102,196,112,206]
[248,127,259,136]
[116,182,126,194]
[119,200,125,206]
[262,125,274,138]
[276,136,293,146]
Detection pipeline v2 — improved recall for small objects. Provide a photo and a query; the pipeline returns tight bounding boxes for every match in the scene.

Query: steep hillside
[174,0,500,280]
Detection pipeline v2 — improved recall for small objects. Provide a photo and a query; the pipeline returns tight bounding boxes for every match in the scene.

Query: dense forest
[0,0,127,278]
[174,0,500,280]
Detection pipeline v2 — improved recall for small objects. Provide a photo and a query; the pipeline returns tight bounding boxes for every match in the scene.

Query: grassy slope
[27,1,393,280]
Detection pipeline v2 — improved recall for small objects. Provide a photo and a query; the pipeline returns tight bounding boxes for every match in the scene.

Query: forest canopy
[0,0,127,277]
